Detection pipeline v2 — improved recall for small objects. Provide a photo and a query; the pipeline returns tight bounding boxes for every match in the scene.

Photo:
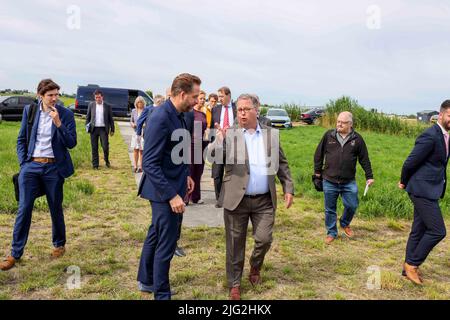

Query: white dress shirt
[32,104,54,158]
[243,124,269,195]
[95,103,105,127]
[219,103,234,128]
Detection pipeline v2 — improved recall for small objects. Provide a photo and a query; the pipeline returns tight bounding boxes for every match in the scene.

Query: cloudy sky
[1,0,449,114]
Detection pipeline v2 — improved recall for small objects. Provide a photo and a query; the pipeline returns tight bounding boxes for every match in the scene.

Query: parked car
[300,108,325,125]
[74,85,153,117]
[0,95,38,121]
[265,108,292,128]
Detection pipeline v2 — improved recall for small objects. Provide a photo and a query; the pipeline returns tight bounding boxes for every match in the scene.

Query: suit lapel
[91,103,96,126]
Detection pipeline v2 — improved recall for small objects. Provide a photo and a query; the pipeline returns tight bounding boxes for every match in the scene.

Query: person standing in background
[130,96,146,173]
[189,90,208,204]
[86,90,115,169]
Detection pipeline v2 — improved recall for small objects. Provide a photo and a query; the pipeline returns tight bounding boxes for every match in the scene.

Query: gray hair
[236,93,260,109]
[134,96,146,109]
[338,111,353,124]
[153,94,165,106]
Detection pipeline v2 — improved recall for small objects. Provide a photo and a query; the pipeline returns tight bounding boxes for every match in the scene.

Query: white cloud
[0,0,449,113]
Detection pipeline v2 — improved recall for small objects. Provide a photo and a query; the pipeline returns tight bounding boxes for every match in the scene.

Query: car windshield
[0,96,11,103]
[267,110,288,117]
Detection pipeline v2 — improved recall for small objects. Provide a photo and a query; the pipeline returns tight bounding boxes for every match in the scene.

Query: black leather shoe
[93,166,99,170]
[106,162,111,168]
[138,282,177,295]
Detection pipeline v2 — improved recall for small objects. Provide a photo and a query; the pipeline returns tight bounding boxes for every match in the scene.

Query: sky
[1,0,449,114]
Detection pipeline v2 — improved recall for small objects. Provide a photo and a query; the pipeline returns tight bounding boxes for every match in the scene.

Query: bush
[321,96,429,137]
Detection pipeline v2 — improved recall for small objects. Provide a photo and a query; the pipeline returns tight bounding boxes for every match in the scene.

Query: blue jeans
[323,179,359,238]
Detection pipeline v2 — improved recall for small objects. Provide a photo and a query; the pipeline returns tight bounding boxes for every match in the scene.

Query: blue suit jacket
[136,105,194,136]
[17,104,77,178]
[401,124,449,200]
[137,100,190,202]
[136,105,154,136]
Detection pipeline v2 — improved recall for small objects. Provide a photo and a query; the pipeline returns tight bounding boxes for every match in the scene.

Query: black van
[74,85,153,117]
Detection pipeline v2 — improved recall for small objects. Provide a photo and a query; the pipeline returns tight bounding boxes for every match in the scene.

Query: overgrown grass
[280,126,450,218]
[321,96,429,137]
[0,120,448,300]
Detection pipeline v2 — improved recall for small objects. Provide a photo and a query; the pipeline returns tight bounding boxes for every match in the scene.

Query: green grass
[279,125,450,218]
[0,120,448,300]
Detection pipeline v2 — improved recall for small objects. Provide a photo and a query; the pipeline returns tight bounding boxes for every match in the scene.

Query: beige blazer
[215,123,294,211]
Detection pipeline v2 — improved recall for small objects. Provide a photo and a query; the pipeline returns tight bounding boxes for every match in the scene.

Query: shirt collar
[243,123,261,134]
[39,102,51,114]
[437,122,448,135]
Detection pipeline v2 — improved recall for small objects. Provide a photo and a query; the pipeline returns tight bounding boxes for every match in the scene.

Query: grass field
[0,122,448,300]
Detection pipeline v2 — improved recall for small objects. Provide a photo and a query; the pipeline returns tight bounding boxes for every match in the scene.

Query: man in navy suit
[0,79,77,271]
[399,100,449,285]
[136,73,199,300]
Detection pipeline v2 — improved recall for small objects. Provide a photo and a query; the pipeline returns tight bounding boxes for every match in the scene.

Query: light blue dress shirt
[243,124,269,195]
[32,103,54,158]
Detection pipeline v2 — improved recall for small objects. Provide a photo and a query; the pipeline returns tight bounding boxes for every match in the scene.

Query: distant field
[280,126,450,219]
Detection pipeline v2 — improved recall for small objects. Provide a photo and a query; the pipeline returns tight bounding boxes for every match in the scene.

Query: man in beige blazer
[210,93,294,300]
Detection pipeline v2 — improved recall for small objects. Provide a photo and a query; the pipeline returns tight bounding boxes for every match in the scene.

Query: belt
[243,192,270,199]
[32,157,56,163]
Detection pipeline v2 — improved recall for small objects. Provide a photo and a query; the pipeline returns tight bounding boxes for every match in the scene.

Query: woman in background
[130,96,146,173]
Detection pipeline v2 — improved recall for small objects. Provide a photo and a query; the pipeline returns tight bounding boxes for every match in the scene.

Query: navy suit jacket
[137,100,190,202]
[137,105,194,136]
[136,105,153,136]
[17,104,77,178]
[401,124,449,200]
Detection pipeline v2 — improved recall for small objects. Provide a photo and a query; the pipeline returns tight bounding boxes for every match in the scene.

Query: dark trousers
[212,163,224,200]
[12,161,66,259]
[189,162,205,203]
[137,201,181,300]
[405,194,447,266]
[90,127,109,167]
[224,193,274,288]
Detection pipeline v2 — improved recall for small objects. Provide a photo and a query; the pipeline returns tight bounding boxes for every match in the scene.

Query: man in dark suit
[210,86,237,206]
[0,79,77,271]
[136,73,199,300]
[86,89,115,169]
[399,100,450,285]
[210,93,294,300]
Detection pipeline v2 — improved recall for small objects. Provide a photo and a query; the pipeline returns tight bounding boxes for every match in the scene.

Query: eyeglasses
[237,107,255,114]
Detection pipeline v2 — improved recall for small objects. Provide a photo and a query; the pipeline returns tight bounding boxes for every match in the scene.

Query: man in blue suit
[0,79,77,271]
[136,73,199,300]
[399,100,449,285]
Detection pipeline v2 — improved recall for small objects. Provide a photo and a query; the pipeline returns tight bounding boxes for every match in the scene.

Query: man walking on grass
[399,100,449,285]
[0,79,77,271]
[136,73,198,300]
[314,111,374,244]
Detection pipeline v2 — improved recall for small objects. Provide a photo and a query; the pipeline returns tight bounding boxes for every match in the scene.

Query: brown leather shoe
[249,266,261,286]
[342,226,354,238]
[325,236,335,245]
[229,286,241,300]
[404,262,423,285]
[0,256,16,271]
[51,246,66,259]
